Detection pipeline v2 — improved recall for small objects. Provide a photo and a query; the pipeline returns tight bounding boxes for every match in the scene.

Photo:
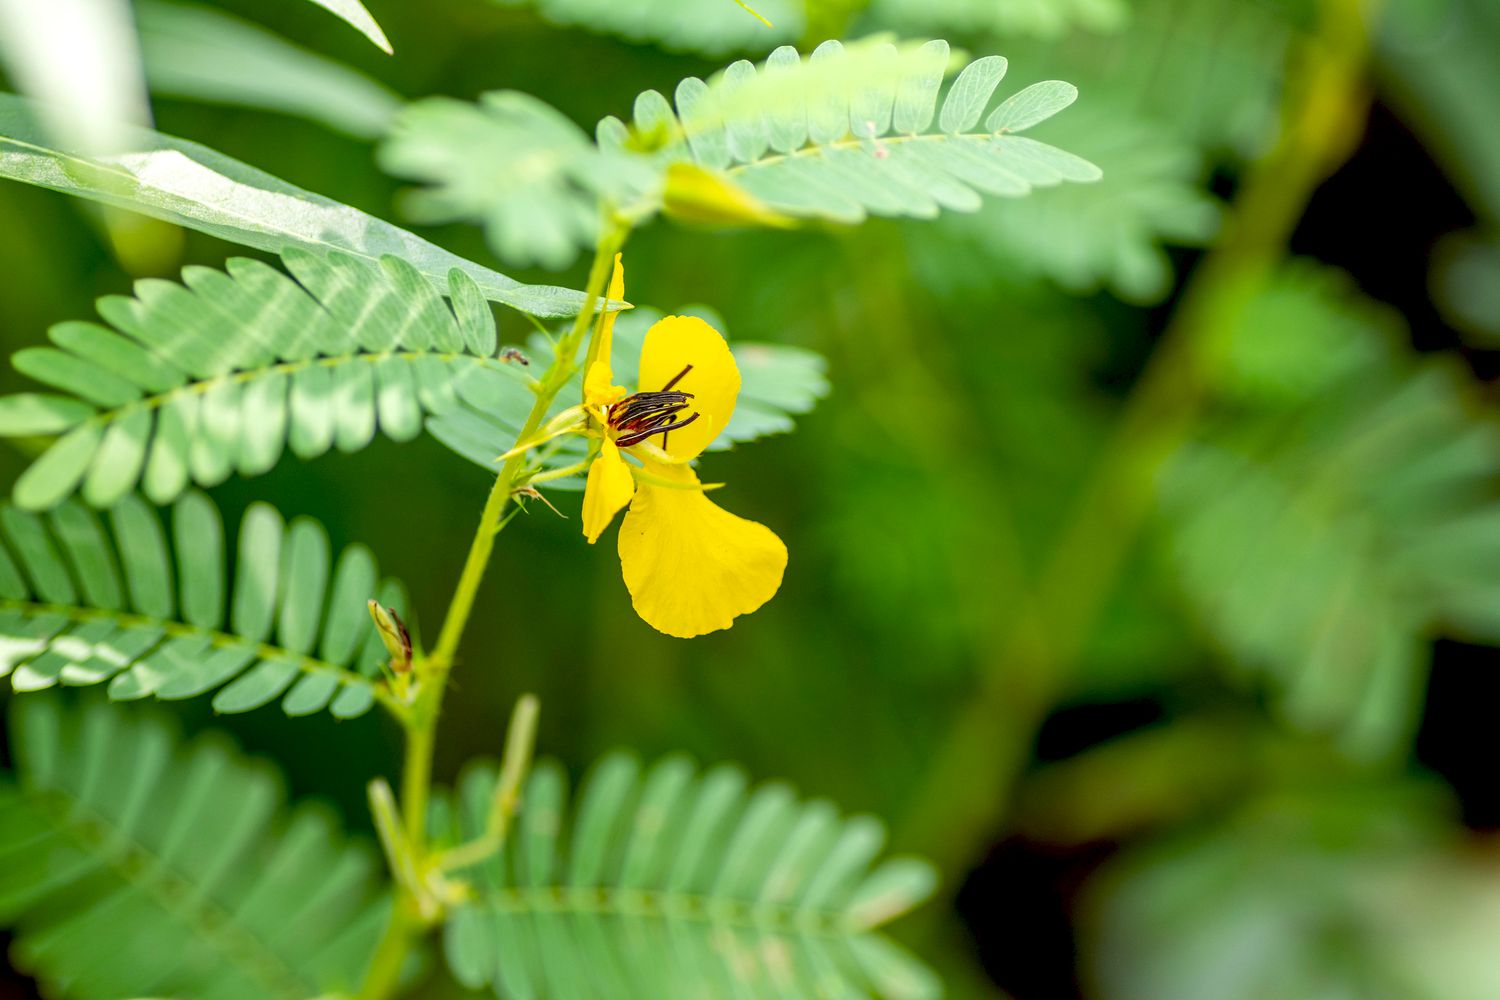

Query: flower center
[608,364,699,448]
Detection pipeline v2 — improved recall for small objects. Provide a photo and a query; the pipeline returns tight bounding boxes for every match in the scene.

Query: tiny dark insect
[501,348,530,365]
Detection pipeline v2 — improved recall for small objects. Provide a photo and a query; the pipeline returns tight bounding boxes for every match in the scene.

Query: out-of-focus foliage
[932,102,1219,302]
[1085,781,1500,1000]
[0,0,149,153]
[0,695,390,998]
[489,0,802,55]
[1381,0,1500,224]
[382,91,648,270]
[1381,0,1500,343]
[1431,229,1500,343]
[1163,264,1500,757]
[438,752,939,999]
[138,1,400,139]
[868,0,1128,38]
[906,0,1292,302]
[0,491,403,718]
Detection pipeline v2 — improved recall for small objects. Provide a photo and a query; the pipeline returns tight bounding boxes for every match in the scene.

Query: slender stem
[355,901,419,1000]
[897,0,1379,879]
[355,223,628,1000]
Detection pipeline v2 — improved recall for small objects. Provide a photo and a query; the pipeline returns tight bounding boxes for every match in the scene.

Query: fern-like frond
[0,248,525,509]
[435,751,941,1000]
[0,695,390,999]
[490,0,799,55]
[609,39,1100,225]
[428,305,829,488]
[0,93,587,316]
[1161,264,1500,757]
[0,490,403,718]
[382,40,1097,269]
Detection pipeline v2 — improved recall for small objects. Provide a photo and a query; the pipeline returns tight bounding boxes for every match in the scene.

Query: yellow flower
[580,255,787,638]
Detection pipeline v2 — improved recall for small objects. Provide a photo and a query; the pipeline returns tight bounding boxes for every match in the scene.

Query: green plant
[0,12,1099,997]
[7,0,1498,997]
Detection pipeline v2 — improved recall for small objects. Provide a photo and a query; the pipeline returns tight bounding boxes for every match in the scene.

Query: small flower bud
[367,600,412,673]
[661,162,795,230]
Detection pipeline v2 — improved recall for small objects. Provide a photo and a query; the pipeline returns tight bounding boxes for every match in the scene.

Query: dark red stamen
[607,365,701,450]
[661,364,693,392]
[617,412,699,447]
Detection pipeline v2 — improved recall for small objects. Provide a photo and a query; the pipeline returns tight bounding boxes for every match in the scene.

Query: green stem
[355,222,628,1000]
[897,0,1379,879]
[355,900,419,1000]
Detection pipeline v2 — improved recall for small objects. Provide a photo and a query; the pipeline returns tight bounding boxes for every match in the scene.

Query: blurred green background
[6,0,1500,997]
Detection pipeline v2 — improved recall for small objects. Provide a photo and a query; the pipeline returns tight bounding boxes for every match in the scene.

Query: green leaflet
[0,695,391,999]
[0,490,403,719]
[436,751,941,999]
[1161,264,1500,758]
[0,93,587,316]
[0,250,825,506]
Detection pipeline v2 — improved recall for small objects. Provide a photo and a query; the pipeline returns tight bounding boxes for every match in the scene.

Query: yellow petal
[661,162,797,230]
[636,315,740,462]
[584,253,627,405]
[582,440,634,543]
[618,461,785,638]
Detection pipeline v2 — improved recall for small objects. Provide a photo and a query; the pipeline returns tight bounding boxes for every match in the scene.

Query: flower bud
[661,162,795,230]
[367,600,412,673]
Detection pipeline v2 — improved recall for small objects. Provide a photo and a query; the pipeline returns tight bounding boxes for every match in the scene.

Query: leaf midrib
[0,597,384,705]
[464,883,891,938]
[723,129,1008,174]
[64,348,526,432]
[24,786,317,1000]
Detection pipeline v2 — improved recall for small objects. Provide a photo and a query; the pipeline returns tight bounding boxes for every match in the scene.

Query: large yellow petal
[636,316,739,462]
[583,253,626,406]
[618,461,785,638]
[582,440,634,543]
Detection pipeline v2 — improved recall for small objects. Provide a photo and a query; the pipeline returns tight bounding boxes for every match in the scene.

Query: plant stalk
[355,222,627,1000]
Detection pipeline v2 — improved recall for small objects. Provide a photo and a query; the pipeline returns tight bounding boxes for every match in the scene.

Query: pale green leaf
[299,0,392,54]
[0,93,588,316]
[138,1,401,139]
